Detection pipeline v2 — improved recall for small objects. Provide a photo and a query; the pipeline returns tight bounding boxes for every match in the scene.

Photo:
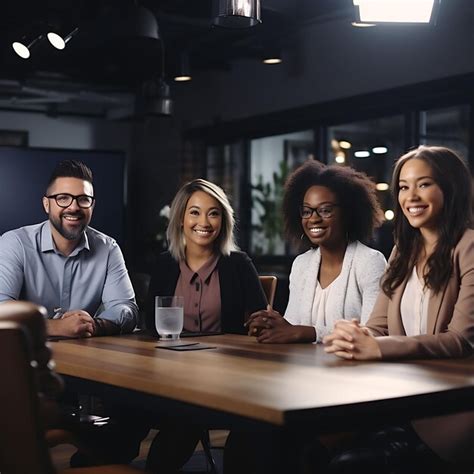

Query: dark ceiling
[3,1,470,117]
[0,0,352,83]
[0,0,353,114]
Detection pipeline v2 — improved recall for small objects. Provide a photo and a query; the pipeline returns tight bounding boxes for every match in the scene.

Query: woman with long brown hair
[324,145,474,471]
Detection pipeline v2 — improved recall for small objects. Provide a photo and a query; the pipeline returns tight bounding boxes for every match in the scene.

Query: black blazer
[145,251,267,335]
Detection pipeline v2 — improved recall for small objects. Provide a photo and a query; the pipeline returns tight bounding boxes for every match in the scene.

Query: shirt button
[194,303,198,307]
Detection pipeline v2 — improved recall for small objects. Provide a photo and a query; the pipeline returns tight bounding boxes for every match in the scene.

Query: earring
[300,233,305,240]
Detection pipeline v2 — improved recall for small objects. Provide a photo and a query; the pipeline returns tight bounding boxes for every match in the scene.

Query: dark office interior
[0,1,473,471]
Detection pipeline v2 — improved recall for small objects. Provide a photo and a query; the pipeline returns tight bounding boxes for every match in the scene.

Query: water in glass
[155,296,184,339]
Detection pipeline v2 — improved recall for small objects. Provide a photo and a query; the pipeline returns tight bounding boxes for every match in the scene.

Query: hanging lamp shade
[212,0,261,28]
[136,78,173,117]
[104,5,160,40]
[127,5,160,39]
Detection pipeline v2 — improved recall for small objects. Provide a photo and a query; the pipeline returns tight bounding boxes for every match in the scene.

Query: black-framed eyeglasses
[46,193,95,209]
[299,204,339,219]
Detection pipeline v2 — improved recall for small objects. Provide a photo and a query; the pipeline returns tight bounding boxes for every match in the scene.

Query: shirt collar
[179,253,220,284]
[41,221,90,255]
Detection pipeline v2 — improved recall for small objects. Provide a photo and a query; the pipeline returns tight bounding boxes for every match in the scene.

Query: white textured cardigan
[284,241,386,342]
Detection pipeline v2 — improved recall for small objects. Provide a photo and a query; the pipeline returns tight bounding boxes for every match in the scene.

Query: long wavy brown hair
[382,146,472,297]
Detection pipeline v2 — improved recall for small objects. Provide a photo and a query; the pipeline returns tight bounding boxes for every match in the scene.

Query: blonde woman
[145,178,266,335]
[144,179,267,472]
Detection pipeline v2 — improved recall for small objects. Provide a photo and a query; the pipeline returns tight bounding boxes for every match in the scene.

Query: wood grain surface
[50,333,474,427]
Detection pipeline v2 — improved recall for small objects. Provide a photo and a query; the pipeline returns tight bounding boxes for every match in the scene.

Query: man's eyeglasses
[299,204,339,220]
[46,193,95,209]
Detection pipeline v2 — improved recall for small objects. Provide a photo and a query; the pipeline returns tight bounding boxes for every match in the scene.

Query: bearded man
[0,160,137,337]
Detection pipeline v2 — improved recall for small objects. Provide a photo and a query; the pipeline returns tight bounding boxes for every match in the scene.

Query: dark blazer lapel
[217,256,231,328]
[167,262,180,295]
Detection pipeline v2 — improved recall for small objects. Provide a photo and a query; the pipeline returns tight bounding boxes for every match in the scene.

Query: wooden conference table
[50,333,474,433]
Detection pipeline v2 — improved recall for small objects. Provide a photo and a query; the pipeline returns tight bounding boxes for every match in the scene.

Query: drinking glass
[155,296,184,340]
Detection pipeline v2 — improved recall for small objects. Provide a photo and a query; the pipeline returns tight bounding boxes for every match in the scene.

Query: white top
[313,279,337,332]
[284,241,386,342]
[400,266,430,336]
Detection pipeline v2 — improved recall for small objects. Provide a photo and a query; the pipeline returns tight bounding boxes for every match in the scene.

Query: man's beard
[49,212,87,241]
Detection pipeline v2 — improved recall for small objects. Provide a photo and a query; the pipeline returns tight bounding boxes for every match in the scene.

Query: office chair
[258,275,278,306]
[0,300,147,474]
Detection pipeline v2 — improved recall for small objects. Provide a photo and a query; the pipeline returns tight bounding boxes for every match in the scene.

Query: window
[420,105,470,161]
[327,116,405,257]
[250,130,315,255]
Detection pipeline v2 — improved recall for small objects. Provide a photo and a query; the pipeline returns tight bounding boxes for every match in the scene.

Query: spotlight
[12,42,30,59]
[339,140,352,149]
[12,35,44,59]
[384,210,395,221]
[376,183,390,191]
[372,146,388,154]
[47,27,79,50]
[335,152,346,164]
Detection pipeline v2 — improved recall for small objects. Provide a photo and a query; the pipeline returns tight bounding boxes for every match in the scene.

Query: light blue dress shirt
[0,221,137,332]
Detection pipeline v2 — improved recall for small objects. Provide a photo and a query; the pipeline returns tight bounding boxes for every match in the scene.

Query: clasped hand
[245,305,298,343]
[49,310,96,338]
[323,319,382,360]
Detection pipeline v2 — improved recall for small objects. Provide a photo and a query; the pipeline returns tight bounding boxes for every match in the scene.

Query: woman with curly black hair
[247,160,386,343]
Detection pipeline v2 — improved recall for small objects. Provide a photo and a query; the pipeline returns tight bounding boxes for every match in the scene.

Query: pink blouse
[175,254,221,332]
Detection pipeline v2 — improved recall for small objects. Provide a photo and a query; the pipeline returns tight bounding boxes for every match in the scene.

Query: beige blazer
[366,228,474,463]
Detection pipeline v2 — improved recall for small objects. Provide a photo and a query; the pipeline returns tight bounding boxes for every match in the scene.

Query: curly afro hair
[283,160,383,249]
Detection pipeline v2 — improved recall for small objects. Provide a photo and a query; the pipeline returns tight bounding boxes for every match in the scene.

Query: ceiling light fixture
[174,53,192,82]
[12,35,44,59]
[353,0,441,24]
[136,37,173,117]
[339,140,352,149]
[262,56,282,65]
[354,150,370,158]
[213,0,262,28]
[384,210,395,220]
[372,146,388,154]
[136,77,173,116]
[47,27,79,50]
[376,183,390,191]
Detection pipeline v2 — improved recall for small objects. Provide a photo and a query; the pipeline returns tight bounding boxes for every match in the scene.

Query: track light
[213,0,262,28]
[47,27,79,50]
[12,35,44,59]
